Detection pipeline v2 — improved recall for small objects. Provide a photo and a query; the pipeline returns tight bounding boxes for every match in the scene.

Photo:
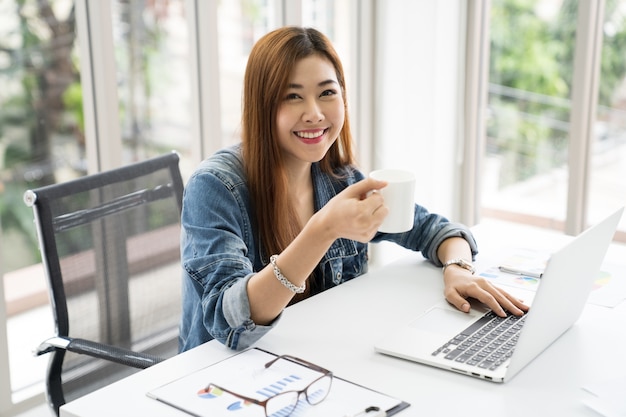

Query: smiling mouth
[294,128,328,139]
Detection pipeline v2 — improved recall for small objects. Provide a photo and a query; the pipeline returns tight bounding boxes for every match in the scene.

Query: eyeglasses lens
[305,375,332,405]
[265,390,298,416]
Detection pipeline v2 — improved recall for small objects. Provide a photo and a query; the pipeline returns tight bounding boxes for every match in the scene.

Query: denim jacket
[179,145,478,352]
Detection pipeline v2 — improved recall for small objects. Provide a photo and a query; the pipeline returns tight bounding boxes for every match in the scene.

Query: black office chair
[24,152,184,416]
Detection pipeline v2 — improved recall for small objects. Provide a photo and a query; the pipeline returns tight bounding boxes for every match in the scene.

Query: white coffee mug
[369,169,416,233]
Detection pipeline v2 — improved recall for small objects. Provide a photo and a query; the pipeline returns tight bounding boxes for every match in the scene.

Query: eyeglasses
[200,355,333,416]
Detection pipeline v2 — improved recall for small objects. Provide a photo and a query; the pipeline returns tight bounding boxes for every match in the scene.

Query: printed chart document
[147,348,409,416]
[477,247,626,308]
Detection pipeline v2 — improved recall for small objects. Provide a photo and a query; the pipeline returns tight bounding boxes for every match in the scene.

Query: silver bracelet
[270,255,306,294]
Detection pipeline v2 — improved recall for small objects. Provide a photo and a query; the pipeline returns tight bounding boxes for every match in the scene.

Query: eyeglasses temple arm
[264,354,331,375]
[201,383,265,407]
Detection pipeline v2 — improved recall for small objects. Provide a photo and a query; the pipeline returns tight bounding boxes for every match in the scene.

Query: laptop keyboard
[432,311,527,371]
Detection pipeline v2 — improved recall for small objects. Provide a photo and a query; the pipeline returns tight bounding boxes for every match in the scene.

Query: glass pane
[217,0,280,146]
[112,0,194,176]
[589,0,626,236]
[1,0,79,400]
[482,0,577,229]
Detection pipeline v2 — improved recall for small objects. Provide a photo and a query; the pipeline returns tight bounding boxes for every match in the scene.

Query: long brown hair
[241,26,356,275]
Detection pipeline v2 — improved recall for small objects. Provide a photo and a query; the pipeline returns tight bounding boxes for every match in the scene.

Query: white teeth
[296,130,325,139]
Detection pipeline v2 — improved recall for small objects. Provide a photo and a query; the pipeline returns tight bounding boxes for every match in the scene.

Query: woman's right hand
[248,177,388,324]
[313,177,389,243]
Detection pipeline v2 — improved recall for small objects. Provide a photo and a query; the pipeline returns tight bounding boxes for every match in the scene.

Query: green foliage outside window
[487,0,626,187]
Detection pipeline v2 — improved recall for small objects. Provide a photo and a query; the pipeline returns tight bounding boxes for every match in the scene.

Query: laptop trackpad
[409,307,473,335]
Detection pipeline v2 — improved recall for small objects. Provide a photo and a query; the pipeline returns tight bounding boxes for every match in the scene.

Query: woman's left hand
[442,266,529,317]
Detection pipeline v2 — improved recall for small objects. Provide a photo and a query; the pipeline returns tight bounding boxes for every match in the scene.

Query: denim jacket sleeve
[344,167,477,265]
[371,204,478,265]
[179,148,277,352]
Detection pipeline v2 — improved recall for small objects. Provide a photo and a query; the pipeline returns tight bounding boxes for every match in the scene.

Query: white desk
[60,221,626,417]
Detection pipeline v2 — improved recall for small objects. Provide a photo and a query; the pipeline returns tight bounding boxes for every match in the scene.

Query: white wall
[372,0,465,265]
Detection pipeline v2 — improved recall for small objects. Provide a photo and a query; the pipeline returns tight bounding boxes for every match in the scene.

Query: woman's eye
[320,89,337,97]
[285,93,301,101]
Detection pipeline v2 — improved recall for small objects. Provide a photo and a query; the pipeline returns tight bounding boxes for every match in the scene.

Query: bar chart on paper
[196,373,328,416]
[477,249,626,307]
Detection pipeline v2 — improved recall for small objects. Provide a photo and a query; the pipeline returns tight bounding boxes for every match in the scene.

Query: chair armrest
[34,336,165,369]
[34,336,71,356]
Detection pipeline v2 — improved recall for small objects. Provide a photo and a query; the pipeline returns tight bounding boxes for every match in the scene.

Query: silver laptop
[374,207,624,383]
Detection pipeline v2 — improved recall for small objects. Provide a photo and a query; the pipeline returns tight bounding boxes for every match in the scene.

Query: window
[216,0,280,147]
[482,0,577,228]
[589,0,626,237]
[111,0,194,170]
[481,0,626,240]
[1,0,80,405]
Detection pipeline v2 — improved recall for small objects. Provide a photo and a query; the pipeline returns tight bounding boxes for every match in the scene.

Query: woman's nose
[302,99,323,123]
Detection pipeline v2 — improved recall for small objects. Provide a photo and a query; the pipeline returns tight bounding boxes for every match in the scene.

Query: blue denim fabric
[179,145,478,351]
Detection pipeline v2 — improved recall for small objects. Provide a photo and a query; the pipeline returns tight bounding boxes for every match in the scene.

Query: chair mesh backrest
[29,153,183,403]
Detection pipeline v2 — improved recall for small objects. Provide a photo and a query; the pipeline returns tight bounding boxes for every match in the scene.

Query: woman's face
[276,54,345,169]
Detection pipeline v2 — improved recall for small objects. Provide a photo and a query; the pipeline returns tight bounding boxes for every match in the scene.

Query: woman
[179,26,527,352]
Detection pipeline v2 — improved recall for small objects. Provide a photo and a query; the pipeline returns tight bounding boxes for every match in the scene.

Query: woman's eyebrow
[319,79,339,87]
[287,79,339,89]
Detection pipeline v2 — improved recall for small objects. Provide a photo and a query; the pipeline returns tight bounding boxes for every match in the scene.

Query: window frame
[465,0,611,237]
